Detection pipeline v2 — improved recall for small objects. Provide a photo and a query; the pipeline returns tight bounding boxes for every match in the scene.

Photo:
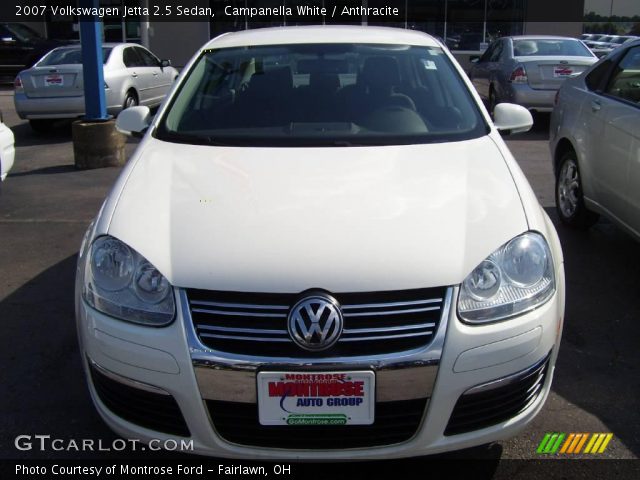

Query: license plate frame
[553,66,574,78]
[44,74,64,87]
[257,371,375,426]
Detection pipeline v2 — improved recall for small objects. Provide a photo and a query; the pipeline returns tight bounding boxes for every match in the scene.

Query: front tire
[555,150,599,229]
[123,91,138,110]
[488,87,497,117]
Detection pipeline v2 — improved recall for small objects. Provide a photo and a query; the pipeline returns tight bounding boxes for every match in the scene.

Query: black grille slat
[452,386,543,418]
[447,386,542,424]
[187,287,446,357]
[207,399,427,449]
[445,356,550,436]
[90,365,190,437]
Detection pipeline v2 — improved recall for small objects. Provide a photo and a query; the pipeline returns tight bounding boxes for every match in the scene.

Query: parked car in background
[551,39,640,238]
[586,35,638,57]
[579,34,600,42]
[0,23,74,80]
[76,26,565,460]
[0,114,15,187]
[14,43,179,132]
[583,34,614,48]
[469,36,598,114]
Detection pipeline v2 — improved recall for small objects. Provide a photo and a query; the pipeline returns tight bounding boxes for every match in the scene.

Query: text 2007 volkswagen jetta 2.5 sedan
[75,26,565,459]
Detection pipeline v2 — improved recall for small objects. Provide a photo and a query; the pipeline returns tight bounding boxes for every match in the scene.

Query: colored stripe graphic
[537,433,552,453]
[537,433,565,454]
[573,433,589,453]
[559,433,575,453]
[584,433,598,453]
[584,433,613,454]
[538,433,613,454]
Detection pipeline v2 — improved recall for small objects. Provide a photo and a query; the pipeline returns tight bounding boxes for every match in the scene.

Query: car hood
[107,135,528,292]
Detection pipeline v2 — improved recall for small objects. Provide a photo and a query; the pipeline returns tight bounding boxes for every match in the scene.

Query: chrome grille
[186,288,447,357]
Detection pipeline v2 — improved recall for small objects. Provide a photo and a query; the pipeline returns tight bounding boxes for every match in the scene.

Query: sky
[584,0,640,17]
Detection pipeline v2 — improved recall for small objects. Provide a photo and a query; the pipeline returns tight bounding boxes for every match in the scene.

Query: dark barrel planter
[72,119,126,169]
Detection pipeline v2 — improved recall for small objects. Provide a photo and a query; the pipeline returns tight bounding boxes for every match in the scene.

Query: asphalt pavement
[0,87,638,477]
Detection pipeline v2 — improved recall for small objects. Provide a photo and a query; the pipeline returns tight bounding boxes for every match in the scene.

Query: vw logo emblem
[288,294,343,351]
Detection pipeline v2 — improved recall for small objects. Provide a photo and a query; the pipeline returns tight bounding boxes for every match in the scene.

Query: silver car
[469,36,598,114]
[14,43,179,132]
[590,36,639,57]
[550,39,640,237]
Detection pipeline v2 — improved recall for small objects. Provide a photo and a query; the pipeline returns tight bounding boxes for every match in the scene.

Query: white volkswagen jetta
[75,26,565,459]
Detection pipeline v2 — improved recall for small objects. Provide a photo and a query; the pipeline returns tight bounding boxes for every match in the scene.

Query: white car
[14,43,179,132]
[76,26,565,459]
[551,39,640,237]
[0,117,15,185]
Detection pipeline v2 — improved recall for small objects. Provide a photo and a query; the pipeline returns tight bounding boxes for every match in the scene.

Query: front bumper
[76,267,564,460]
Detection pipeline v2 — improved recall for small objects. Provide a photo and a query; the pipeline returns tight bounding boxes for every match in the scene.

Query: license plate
[257,371,375,426]
[44,74,64,86]
[553,66,574,78]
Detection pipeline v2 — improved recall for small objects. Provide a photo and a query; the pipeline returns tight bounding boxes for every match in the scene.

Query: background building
[22,0,585,68]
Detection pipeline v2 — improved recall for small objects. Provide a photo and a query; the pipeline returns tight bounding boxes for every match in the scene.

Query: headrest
[309,72,340,91]
[514,41,538,56]
[249,66,293,92]
[360,56,401,89]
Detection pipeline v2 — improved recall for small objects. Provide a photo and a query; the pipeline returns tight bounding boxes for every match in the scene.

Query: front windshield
[39,47,112,66]
[5,23,41,42]
[156,43,487,147]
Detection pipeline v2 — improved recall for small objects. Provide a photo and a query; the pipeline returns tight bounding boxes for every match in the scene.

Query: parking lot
[0,80,638,472]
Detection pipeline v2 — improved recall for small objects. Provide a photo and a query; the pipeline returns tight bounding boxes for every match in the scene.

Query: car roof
[204,25,440,49]
[48,42,141,50]
[507,35,584,41]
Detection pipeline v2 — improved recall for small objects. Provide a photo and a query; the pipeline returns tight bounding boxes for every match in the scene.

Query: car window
[4,23,42,42]
[513,39,593,57]
[135,47,160,67]
[156,43,488,147]
[38,47,112,66]
[490,41,504,62]
[585,59,613,91]
[123,47,144,68]
[605,46,640,105]
[479,42,496,63]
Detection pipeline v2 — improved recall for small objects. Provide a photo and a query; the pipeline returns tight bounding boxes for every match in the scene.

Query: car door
[0,24,30,76]
[134,46,171,105]
[583,47,640,229]
[600,46,640,234]
[469,41,497,99]
[487,39,507,99]
[122,46,153,104]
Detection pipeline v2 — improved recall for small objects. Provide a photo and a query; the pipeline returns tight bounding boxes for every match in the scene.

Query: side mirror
[116,106,151,137]
[493,103,533,135]
[470,55,480,64]
[160,59,171,69]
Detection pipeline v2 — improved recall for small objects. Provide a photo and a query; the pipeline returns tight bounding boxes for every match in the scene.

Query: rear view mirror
[493,103,533,134]
[116,106,151,137]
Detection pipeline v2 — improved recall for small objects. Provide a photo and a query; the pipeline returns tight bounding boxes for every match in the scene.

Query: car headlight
[82,236,175,326]
[458,232,555,323]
